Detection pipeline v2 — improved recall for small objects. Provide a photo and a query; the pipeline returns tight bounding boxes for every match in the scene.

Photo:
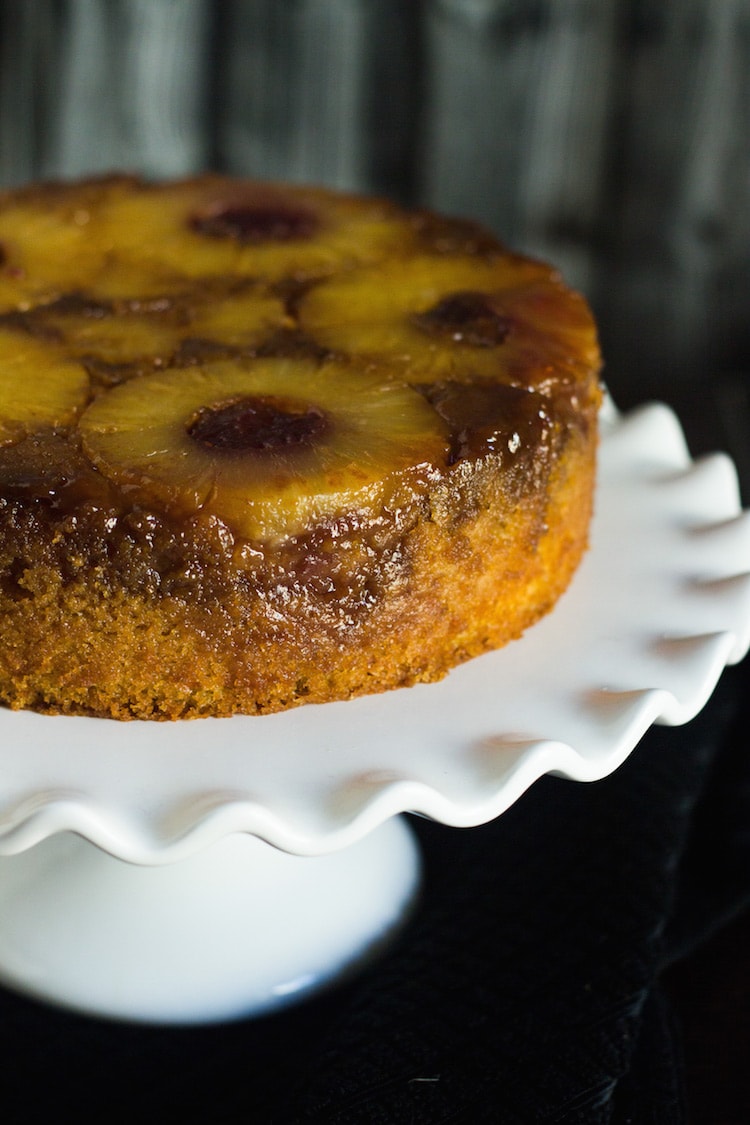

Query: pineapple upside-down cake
[0,175,601,720]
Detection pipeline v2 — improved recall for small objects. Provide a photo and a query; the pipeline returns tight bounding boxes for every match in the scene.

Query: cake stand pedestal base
[0,817,420,1024]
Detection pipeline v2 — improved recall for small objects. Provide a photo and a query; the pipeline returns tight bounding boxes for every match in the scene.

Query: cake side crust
[0,405,596,720]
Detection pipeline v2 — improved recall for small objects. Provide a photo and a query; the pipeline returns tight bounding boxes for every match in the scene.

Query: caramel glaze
[413,291,512,349]
[187,396,330,452]
[191,203,320,243]
[0,374,572,615]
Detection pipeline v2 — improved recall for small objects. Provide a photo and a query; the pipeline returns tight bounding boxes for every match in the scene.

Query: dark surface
[666,909,750,1125]
[0,657,748,1124]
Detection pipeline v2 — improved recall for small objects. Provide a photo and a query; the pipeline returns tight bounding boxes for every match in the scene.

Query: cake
[0,175,602,720]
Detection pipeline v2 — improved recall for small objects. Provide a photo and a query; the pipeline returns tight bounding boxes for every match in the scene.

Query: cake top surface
[0,174,601,545]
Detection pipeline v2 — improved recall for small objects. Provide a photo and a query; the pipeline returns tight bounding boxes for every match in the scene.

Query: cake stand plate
[0,819,419,1023]
[0,401,749,1023]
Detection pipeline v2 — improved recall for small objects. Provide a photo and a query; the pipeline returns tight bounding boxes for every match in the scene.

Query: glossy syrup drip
[187,396,329,453]
[424,380,549,465]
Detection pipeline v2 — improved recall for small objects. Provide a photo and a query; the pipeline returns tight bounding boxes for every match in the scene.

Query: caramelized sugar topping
[413,291,512,348]
[187,395,329,453]
[191,204,320,244]
[424,380,548,465]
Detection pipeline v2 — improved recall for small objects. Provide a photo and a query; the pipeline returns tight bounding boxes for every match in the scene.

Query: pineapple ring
[184,287,292,350]
[93,178,419,284]
[0,181,122,311]
[32,286,289,375]
[0,327,90,444]
[78,357,451,543]
[298,254,600,393]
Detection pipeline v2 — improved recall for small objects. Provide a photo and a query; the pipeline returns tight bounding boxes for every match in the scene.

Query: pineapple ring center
[190,204,320,244]
[187,395,329,453]
[413,291,512,348]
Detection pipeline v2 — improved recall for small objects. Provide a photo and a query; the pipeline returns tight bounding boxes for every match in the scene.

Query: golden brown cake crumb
[0,175,602,720]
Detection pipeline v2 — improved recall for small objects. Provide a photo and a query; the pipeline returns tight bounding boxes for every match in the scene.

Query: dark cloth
[0,660,747,1124]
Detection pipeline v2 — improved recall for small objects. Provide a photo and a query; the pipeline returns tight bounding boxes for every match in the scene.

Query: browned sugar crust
[0,175,602,720]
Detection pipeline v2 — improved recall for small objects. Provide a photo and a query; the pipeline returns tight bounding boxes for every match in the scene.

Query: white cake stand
[0,401,749,1024]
